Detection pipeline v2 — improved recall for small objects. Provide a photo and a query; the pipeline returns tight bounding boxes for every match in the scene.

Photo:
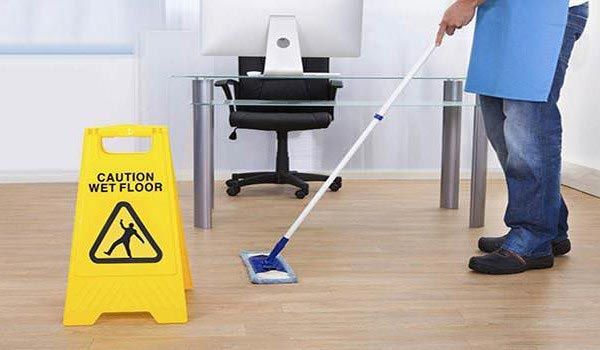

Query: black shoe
[478,235,571,256]
[469,249,554,275]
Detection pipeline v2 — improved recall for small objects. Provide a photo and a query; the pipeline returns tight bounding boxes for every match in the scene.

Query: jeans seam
[569,14,589,21]
[539,102,549,257]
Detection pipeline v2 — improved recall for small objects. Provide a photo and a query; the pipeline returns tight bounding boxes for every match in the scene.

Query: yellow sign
[64,125,192,326]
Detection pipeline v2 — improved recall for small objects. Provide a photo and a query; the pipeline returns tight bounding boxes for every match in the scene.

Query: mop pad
[240,251,297,284]
[241,44,437,284]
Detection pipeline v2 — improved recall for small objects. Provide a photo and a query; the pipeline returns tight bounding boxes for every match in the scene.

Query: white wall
[139,0,484,181]
[0,56,136,182]
[5,1,598,184]
[0,0,164,54]
[561,2,600,171]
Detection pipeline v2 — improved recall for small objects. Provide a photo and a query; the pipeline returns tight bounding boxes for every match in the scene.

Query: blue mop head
[240,251,298,284]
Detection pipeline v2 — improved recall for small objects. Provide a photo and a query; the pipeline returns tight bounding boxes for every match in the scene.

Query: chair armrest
[215,79,239,87]
[328,80,344,100]
[215,79,239,112]
[215,79,238,99]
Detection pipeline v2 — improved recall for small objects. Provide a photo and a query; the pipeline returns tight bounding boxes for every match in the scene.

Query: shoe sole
[478,239,571,256]
[468,256,554,275]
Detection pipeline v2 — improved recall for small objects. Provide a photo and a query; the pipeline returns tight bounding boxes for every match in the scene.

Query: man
[437,0,589,274]
[104,219,145,258]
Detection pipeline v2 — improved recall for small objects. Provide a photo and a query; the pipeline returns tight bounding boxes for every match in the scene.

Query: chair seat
[230,111,333,132]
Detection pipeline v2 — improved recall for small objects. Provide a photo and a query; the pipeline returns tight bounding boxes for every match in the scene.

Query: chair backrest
[234,57,333,114]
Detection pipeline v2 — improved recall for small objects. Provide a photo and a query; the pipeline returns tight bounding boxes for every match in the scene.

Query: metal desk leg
[440,80,463,209]
[469,97,488,228]
[193,79,215,229]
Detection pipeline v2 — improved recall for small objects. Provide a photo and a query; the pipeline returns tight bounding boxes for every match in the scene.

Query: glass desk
[173,74,488,230]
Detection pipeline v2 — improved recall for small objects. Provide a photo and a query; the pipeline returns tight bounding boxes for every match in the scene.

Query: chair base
[226,171,342,199]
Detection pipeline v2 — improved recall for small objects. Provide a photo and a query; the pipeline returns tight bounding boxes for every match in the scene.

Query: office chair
[215,57,343,199]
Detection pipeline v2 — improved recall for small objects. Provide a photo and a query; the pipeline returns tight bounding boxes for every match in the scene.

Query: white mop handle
[282,119,378,239]
[283,44,437,240]
[378,43,437,116]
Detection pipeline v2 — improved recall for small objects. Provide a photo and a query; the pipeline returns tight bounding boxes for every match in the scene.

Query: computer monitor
[201,0,364,76]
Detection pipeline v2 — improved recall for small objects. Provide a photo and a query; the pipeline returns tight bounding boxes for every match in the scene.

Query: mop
[241,43,438,284]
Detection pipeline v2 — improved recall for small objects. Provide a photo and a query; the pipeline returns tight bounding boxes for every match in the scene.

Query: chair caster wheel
[225,179,237,187]
[295,188,308,199]
[226,183,241,197]
[329,177,342,192]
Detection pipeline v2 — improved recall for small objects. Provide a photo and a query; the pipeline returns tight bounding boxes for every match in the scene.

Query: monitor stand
[263,16,304,76]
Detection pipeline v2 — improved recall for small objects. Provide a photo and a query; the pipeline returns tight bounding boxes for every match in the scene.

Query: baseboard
[0,170,80,184]
[562,162,600,198]
[207,169,505,181]
[0,168,505,184]
[5,166,597,198]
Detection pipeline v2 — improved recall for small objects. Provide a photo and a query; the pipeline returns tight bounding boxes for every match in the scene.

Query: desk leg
[193,79,215,229]
[469,98,488,228]
[440,80,463,209]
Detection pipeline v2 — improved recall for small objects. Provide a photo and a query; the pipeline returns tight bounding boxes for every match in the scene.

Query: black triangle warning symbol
[89,201,163,264]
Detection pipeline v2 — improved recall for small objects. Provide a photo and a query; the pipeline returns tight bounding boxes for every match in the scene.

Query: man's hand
[436,0,483,46]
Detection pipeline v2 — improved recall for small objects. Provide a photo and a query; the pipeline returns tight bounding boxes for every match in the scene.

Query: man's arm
[119,219,126,230]
[436,0,486,46]
[133,231,144,244]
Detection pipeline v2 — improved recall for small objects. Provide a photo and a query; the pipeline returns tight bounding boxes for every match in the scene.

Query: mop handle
[377,44,437,117]
[264,44,438,264]
[278,44,437,242]
[282,44,437,241]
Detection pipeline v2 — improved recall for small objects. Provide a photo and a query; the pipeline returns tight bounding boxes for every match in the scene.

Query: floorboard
[1,180,599,349]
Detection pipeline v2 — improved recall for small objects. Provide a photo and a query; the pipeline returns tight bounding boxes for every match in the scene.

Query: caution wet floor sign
[63,125,192,326]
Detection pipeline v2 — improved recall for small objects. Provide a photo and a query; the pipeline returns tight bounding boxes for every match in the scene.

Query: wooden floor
[1,180,600,349]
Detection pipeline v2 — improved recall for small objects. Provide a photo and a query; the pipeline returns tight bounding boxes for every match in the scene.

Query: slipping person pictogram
[104,219,145,258]
[89,201,162,264]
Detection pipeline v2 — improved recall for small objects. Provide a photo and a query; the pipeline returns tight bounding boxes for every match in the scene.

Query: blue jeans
[479,3,589,258]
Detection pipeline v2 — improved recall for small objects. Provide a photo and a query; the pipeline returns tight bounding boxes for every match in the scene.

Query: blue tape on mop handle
[374,114,384,121]
[265,237,290,264]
